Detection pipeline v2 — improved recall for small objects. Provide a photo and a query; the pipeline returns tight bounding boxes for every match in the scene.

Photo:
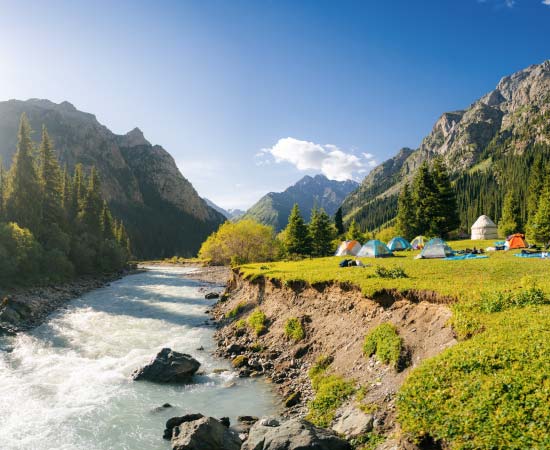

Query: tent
[357,240,393,258]
[388,236,412,251]
[335,240,361,256]
[506,233,527,250]
[419,238,454,259]
[471,215,498,240]
[411,236,427,250]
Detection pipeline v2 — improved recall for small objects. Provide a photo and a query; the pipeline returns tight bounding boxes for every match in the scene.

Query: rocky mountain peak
[120,127,151,147]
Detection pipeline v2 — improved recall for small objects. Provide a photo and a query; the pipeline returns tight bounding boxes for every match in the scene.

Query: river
[0,265,279,450]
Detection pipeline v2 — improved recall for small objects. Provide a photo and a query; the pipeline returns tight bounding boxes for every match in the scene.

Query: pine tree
[100,200,115,240]
[79,166,103,236]
[526,154,544,239]
[395,183,416,240]
[334,207,345,236]
[116,221,131,257]
[432,158,459,237]
[309,208,335,257]
[39,126,64,227]
[61,165,72,214]
[5,114,42,233]
[284,203,311,255]
[498,190,519,238]
[531,171,550,246]
[411,162,439,236]
[0,160,5,220]
[346,218,364,242]
[69,164,85,222]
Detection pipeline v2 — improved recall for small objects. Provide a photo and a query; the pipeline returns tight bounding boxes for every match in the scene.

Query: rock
[132,348,201,383]
[171,416,241,450]
[245,417,351,450]
[238,415,259,424]
[164,413,205,440]
[152,403,173,413]
[226,343,245,355]
[293,345,309,359]
[284,391,301,408]
[205,292,220,299]
[332,406,374,438]
[219,417,230,427]
[232,355,248,368]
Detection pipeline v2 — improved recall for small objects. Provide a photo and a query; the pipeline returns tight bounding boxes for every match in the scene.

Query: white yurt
[471,215,498,240]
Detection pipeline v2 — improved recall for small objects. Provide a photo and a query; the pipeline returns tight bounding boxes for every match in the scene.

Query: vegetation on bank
[0,114,130,286]
[363,323,402,368]
[284,317,305,341]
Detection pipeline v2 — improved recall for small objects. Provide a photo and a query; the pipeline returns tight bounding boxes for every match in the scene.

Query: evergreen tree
[309,208,335,257]
[334,207,345,236]
[79,166,103,236]
[346,218,364,242]
[526,154,544,238]
[531,171,550,246]
[61,165,72,214]
[411,162,439,236]
[284,203,311,255]
[39,126,64,228]
[498,190,519,238]
[432,158,459,237]
[69,164,85,222]
[100,200,115,240]
[0,160,5,220]
[116,221,132,257]
[5,114,42,234]
[395,183,416,240]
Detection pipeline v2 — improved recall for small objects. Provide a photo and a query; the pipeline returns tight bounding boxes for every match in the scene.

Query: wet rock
[205,292,220,299]
[171,416,241,450]
[163,413,205,440]
[238,415,259,424]
[219,417,230,427]
[231,355,248,368]
[332,406,374,438]
[152,403,173,413]
[226,343,245,355]
[284,391,301,408]
[244,417,351,450]
[132,348,201,383]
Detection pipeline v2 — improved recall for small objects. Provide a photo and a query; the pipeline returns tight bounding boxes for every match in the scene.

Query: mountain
[0,99,225,258]
[244,174,359,231]
[342,60,550,232]
[203,199,245,220]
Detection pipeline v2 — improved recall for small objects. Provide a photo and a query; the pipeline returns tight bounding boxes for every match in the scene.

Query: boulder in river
[244,417,351,450]
[171,416,241,450]
[164,413,205,440]
[204,292,220,299]
[132,348,200,383]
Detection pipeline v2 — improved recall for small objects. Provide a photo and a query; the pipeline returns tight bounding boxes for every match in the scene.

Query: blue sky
[0,0,549,209]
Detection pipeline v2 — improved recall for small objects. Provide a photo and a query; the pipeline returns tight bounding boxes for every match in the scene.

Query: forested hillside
[0,99,225,258]
[341,60,550,234]
[0,114,130,285]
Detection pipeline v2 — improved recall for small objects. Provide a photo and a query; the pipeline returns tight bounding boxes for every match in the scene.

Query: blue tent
[357,240,393,258]
[419,238,454,259]
[387,236,412,251]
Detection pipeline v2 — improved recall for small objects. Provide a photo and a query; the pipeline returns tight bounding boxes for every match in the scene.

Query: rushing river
[0,266,279,450]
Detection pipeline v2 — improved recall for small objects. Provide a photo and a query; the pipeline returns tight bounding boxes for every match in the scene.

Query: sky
[0,0,549,210]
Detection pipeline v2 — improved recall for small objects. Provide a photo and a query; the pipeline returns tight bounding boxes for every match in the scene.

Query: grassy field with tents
[238,238,550,448]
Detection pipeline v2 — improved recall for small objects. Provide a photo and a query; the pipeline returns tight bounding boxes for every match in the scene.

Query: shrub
[225,302,246,319]
[363,323,402,368]
[0,222,42,284]
[247,309,267,335]
[308,355,334,382]
[374,266,408,279]
[306,375,355,427]
[198,219,278,266]
[284,317,305,341]
[235,319,246,329]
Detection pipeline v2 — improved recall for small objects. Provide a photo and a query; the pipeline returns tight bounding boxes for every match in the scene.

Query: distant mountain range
[243,174,359,231]
[341,60,550,232]
[203,198,245,220]
[0,99,225,258]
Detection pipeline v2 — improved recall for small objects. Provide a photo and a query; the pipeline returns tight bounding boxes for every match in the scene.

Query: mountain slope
[342,60,550,232]
[244,174,359,231]
[0,99,225,258]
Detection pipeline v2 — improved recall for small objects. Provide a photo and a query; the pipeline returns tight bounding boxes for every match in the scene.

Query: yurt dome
[471,215,498,240]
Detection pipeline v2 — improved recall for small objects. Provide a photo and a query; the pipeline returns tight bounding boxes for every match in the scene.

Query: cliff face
[342,60,550,228]
[0,99,225,258]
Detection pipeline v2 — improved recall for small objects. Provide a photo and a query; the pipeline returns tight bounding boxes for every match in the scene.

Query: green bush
[374,266,408,279]
[235,319,246,329]
[247,309,267,335]
[284,317,305,341]
[397,305,550,450]
[307,374,355,427]
[308,355,334,382]
[0,222,42,284]
[363,323,402,368]
[225,302,246,319]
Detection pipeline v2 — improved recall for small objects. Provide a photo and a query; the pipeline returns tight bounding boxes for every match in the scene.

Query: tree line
[0,114,131,285]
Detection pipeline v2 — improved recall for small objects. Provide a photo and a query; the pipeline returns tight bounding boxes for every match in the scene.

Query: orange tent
[507,233,527,249]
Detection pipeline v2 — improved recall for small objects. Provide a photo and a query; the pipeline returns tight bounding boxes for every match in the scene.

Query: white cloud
[543,0,550,6]
[258,137,377,181]
[505,0,515,7]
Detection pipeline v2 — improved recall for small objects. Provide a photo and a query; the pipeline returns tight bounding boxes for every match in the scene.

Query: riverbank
[0,269,139,335]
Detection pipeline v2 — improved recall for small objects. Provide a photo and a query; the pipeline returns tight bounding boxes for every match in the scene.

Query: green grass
[284,317,305,341]
[225,302,246,319]
[363,323,403,368]
[247,309,268,335]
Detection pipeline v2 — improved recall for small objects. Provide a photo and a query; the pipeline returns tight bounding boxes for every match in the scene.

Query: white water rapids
[0,266,279,450]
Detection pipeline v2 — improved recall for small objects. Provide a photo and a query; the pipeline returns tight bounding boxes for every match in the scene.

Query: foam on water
[0,266,279,450]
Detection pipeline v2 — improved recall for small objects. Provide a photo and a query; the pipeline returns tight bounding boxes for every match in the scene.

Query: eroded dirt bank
[211,270,457,447]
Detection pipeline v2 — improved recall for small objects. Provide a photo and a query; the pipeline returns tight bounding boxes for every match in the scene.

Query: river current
[0,266,278,450]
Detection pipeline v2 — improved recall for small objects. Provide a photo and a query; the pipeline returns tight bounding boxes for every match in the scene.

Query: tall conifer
[395,183,416,240]
[310,208,335,257]
[284,204,311,255]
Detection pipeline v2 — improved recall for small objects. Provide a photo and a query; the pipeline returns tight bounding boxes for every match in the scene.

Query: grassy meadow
[238,239,550,449]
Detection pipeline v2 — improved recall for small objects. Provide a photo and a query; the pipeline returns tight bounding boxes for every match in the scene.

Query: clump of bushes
[225,302,246,319]
[247,309,267,335]
[478,282,547,313]
[374,266,408,279]
[284,317,305,341]
[306,355,355,427]
[234,319,246,329]
[363,323,402,368]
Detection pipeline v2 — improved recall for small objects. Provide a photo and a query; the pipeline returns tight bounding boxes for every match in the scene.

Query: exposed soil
[183,266,231,285]
[211,271,457,447]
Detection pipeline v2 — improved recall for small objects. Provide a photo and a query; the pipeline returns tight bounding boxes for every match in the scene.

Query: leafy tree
[395,183,416,240]
[199,219,278,265]
[283,204,311,255]
[345,218,364,242]
[4,114,42,234]
[309,208,336,257]
[498,190,519,238]
[334,207,345,235]
[0,222,42,284]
